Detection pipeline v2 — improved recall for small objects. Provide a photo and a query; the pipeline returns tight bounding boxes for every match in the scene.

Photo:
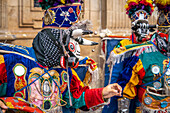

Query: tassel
[108,63,113,84]
[138,48,143,56]
[106,51,115,64]
[66,61,72,107]
[121,54,125,62]
[117,56,121,64]
[132,51,137,56]
[144,47,149,53]
[83,70,91,86]
[149,46,152,53]
[152,46,158,52]
[152,46,156,52]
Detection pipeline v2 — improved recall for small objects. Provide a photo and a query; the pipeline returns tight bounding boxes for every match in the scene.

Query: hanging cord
[0,107,3,113]
[166,33,170,93]
[132,32,134,43]
[15,66,69,109]
[66,59,72,106]
[108,62,113,85]
[47,9,53,21]
[60,29,72,106]
[15,68,60,96]
[16,69,47,93]
[141,68,168,88]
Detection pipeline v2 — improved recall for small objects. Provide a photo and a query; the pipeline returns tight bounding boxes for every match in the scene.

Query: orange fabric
[86,58,97,71]
[0,97,44,113]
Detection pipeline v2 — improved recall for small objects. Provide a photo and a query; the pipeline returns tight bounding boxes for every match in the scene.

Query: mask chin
[137,35,147,42]
[68,57,79,68]
[132,19,149,42]
[59,56,79,69]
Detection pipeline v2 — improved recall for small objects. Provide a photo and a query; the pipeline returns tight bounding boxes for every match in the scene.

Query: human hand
[102,83,122,98]
[0,100,8,113]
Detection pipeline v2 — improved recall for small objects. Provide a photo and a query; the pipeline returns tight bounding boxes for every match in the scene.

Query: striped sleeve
[69,69,107,110]
[117,56,145,99]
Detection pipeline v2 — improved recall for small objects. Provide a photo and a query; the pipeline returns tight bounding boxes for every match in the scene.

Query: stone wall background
[0,0,158,43]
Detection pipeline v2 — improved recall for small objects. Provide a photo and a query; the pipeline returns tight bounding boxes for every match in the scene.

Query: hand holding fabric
[102,83,122,98]
[0,100,8,113]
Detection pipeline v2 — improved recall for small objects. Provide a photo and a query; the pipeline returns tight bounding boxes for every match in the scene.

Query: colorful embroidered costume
[106,0,170,110]
[102,0,155,112]
[0,39,106,112]
[0,0,108,112]
[107,34,170,112]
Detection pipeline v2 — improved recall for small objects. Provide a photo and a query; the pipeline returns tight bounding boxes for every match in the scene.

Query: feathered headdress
[155,0,170,32]
[155,0,170,13]
[125,0,154,21]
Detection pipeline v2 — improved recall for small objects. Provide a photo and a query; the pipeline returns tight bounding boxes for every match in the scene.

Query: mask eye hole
[68,42,75,52]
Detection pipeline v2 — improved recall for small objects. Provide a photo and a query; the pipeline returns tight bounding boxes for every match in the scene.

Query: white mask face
[132,19,149,42]
[68,38,81,59]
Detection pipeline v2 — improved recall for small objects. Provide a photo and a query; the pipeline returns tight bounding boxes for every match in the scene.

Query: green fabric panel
[0,83,7,96]
[139,51,167,100]
[139,51,167,85]
[63,91,86,109]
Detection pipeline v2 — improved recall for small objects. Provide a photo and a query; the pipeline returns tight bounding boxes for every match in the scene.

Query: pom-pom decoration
[38,0,83,10]
[155,0,170,13]
[126,0,154,19]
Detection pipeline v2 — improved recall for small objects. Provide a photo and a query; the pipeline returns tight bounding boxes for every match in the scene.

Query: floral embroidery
[60,11,70,21]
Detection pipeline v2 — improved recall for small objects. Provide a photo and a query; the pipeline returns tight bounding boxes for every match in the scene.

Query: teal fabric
[139,50,167,85]
[138,50,167,100]
[63,91,86,109]
[0,83,7,96]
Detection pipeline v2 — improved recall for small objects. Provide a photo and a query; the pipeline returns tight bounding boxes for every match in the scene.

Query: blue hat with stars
[39,0,83,28]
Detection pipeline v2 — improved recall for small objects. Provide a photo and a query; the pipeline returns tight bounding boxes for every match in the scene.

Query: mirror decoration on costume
[105,0,170,113]
[117,98,130,113]
[0,0,103,113]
